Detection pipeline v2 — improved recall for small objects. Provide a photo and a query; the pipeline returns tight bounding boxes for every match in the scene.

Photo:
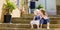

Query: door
[56,0,60,15]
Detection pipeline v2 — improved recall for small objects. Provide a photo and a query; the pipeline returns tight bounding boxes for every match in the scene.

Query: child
[40,10,50,29]
[30,9,41,29]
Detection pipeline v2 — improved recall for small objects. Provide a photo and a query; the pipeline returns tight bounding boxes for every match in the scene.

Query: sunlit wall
[0,0,21,22]
[0,0,5,21]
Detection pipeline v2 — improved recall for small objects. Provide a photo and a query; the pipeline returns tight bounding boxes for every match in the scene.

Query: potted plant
[37,4,43,9]
[3,0,16,23]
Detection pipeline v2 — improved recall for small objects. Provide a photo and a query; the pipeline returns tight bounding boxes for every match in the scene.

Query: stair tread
[0,28,60,30]
[0,23,60,28]
[12,16,60,18]
[0,23,60,25]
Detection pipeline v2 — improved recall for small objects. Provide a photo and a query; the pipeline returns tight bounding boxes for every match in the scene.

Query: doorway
[56,0,60,15]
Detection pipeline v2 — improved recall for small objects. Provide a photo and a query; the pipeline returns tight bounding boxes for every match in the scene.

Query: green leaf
[36,4,43,9]
[4,0,16,13]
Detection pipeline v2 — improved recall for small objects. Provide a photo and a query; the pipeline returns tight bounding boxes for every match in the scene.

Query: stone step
[12,17,60,23]
[0,28,60,30]
[21,14,60,19]
[12,17,60,21]
[12,20,60,24]
[21,14,60,17]
[14,24,60,28]
[0,23,60,28]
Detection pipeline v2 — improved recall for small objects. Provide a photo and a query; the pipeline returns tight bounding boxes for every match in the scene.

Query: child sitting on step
[30,9,42,29]
[39,9,50,29]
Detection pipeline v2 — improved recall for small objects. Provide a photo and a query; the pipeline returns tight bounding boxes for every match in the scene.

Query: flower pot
[4,15,12,23]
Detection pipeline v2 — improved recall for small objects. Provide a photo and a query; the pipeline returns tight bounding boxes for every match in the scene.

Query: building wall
[46,0,56,15]
[0,0,5,22]
[36,0,56,15]
[0,0,21,22]
[10,0,21,18]
[0,0,59,21]
[35,0,45,9]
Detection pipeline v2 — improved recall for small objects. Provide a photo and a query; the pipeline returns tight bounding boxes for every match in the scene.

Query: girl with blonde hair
[30,9,41,29]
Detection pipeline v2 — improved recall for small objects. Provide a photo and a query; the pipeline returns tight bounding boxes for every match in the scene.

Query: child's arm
[40,15,42,20]
[33,16,35,20]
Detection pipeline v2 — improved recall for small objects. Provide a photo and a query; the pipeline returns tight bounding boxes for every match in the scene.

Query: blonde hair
[34,9,40,15]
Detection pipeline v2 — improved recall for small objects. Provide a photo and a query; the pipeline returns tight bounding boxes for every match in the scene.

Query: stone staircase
[0,14,60,30]
[0,23,60,30]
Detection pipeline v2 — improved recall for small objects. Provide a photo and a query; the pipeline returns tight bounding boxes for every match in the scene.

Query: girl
[30,9,41,29]
[40,10,50,29]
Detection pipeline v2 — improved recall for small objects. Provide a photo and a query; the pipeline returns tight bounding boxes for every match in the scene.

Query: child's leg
[47,23,50,29]
[40,19,44,28]
[47,19,50,29]
[36,20,40,29]
[31,24,34,28]
[30,21,34,28]
[37,24,39,29]
[40,24,43,28]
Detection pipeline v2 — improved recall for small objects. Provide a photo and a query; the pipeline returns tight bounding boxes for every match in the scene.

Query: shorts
[30,20,40,25]
[40,18,50,24]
